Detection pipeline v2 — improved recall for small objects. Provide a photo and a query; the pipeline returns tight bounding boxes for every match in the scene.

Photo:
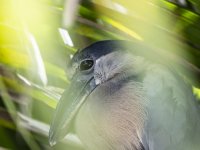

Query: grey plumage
[49,40,200,150]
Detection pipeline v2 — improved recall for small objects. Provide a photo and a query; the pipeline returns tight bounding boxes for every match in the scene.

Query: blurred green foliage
[0,0,200,149]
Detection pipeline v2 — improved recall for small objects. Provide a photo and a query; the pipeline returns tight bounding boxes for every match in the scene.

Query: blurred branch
[18,113,83,148]
[0,108,15,129]
[76,16,134,40]
[0,75,41,150]
[62,0,81,27]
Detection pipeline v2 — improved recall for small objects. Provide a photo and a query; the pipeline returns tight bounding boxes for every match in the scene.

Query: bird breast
[75,75,148,150]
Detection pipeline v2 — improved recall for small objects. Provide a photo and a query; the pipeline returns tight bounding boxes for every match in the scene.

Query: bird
[49,40,200,150]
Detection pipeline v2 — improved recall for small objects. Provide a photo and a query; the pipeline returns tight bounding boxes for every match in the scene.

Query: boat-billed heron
[49,40,200,150]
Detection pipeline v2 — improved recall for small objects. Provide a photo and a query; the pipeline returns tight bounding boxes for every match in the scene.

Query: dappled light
[0,0,200,150]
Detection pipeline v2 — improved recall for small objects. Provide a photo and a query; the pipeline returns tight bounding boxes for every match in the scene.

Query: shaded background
[0,0,200,149]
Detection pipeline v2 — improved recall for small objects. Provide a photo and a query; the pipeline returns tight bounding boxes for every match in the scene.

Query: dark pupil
[80,60,94,71]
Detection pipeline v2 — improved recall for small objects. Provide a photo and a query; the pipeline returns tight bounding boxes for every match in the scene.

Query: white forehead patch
[68,62,78,79]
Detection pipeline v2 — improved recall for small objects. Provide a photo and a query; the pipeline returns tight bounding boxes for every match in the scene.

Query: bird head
[49,40,148,150]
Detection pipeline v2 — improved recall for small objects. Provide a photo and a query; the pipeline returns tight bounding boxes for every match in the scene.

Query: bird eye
[80,59,94,71]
